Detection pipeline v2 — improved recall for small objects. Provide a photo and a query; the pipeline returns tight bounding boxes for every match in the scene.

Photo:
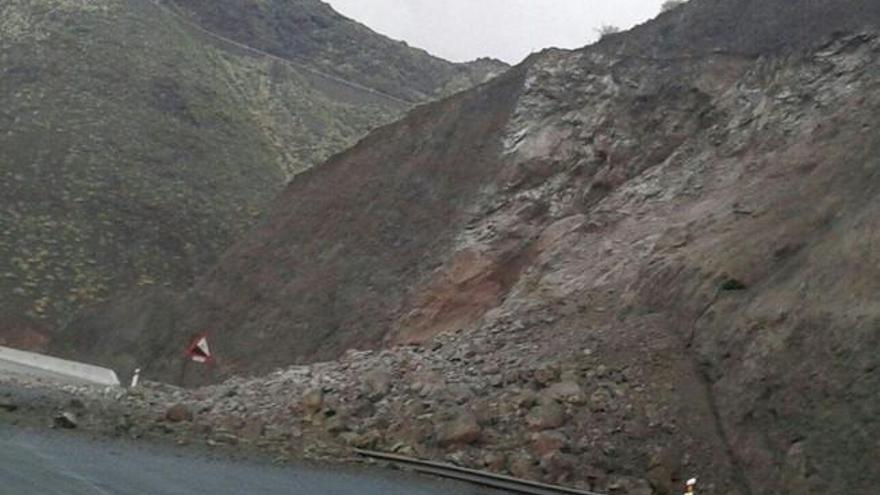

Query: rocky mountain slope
[156,0,508,101]
[606,0,880,57]
[58,0,880,493]
[0,0,504,348]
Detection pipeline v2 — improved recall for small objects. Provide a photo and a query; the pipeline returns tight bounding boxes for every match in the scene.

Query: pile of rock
[0,315,686,494]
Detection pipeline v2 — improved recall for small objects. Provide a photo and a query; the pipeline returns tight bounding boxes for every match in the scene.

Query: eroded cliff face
[403,33,880,493]
[59,1,880,493]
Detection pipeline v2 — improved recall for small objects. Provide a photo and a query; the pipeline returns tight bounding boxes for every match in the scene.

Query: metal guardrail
[0,346,120,387]
[354,449,607,495]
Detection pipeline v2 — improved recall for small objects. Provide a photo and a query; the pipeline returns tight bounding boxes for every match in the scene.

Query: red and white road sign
[185,334,212,363]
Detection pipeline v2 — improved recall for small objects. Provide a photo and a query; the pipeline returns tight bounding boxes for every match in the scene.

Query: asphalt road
[0,426,505,495]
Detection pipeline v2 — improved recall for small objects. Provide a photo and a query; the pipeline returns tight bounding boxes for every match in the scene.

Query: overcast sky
[326,0,668,64]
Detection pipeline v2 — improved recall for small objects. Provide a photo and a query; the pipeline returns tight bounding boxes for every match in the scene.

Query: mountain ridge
[148,0,428,106]
[0,0,504,348]
[155,0,508,101]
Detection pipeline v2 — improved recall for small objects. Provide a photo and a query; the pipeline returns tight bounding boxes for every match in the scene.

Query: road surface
[0,426,505,495]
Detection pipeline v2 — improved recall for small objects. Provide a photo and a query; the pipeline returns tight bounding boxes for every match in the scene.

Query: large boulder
[436,412,482,447]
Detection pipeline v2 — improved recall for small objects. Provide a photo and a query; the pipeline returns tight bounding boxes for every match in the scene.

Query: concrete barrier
[0,346,120,387]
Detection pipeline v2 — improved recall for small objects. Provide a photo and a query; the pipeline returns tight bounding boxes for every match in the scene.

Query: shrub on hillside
[596,25,621,39]
[661,0,687,12]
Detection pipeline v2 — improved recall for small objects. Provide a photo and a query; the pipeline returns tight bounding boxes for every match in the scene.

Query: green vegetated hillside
[0,0,498,346]
[157,0,509,101]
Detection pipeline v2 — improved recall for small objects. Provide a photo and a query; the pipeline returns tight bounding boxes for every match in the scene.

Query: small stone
[165,404,193,423]
[323,411,349,433]
[534,363,560,387]
[509,453,540,479]
[410,371,445,397]
[300,388,324,414]
[114,415,134,435]
[483,451,507,471]
[647,447,681,495]
[514,390,538,410]
[602,442,617,457]
[589,388,613,412]
[239,419,265,440]
[349,398,377,418]
[53,412,78,429]
[782,441,811,493]
[0,401,18,413]
[361,368,392,401]
[540,451,576,483]
[212,432,239,445]
[446,383,475,405]
[345,430,382,449]
[530,430,569,456]
[482,363,500,375]
[545,381,585,404]
[387,440,415,455]
[648,465,674,495]
[526,402,566,431]
[608,476,653,495]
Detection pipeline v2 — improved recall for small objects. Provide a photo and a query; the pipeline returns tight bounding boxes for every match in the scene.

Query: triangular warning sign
[186,334,212,363]
[195,337,210,357]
